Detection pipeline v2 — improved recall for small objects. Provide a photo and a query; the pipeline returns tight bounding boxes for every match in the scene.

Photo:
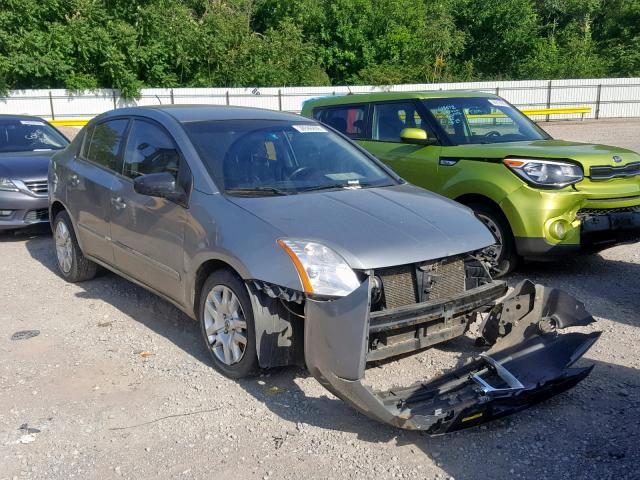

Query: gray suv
[49,106,599,434]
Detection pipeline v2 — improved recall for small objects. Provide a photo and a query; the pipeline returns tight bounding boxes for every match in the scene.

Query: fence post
[278,89,282,111]
[545,80,552,122]
[225,91,230,105]
[112,90,117,109]
[48,91,55,120]
[495,86,499,96]
[595,84,602,120]
[170,88,175,105]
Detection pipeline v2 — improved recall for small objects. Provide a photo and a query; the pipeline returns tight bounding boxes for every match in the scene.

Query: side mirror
[133,172,186,204]
[400,128,434,146]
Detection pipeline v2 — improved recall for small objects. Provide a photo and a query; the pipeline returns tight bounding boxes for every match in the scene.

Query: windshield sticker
[20,120,46,126]
[488,99,509,107]
[292,124,328,133]
[325,173,364,181]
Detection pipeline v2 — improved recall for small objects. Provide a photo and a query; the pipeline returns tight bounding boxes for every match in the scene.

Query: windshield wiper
[299,182,393,193]
[299,182,370,192]
[224,187,293,196]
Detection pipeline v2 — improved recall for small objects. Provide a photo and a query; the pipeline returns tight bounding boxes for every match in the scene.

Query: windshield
[422,97,550,145]
[0,118,68,153]
[184,119,397,195]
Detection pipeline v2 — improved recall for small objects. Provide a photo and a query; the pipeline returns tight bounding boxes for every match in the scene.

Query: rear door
[66,118,129,263]
[109,118,190,303]
[358,101,442,192]
[316,104,369,141]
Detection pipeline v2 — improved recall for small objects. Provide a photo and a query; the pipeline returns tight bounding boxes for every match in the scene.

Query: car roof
[103,105,306,123]
[303,90,498,108]
[0,114,49,122]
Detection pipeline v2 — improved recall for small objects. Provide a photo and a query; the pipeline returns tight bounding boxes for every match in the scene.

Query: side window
[85,119,128,172]
[123,120,180,180]
[80,125,95,159]
[372,102,426,142]
[322,105,367,139]
[427,104,470,143]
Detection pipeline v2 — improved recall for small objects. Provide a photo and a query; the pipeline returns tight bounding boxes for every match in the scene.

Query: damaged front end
[304,278,600,434]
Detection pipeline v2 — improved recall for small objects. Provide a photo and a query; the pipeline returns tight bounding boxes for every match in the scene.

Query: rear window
[316,105,368,139]
[85,119,128,172]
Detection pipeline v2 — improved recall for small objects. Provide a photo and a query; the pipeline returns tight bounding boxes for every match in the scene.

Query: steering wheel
[287,166,316,181]
[484,130,502,137]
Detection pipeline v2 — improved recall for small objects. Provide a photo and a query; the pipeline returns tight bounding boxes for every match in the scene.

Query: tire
[468,202,518,277]
[53,211,97,282]
[199,269,259,378]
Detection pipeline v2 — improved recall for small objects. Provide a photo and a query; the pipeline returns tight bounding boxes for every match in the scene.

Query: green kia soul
[301,92,640,275]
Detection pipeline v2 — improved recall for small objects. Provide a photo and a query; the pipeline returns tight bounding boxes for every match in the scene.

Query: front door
[358,101,442,192]
[66,118,129,263]
[109,118,189,303]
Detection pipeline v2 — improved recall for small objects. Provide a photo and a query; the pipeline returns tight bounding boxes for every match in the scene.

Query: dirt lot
[1,119,639,480]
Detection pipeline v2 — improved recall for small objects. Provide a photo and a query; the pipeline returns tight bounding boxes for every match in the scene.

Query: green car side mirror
[400,128,434,145]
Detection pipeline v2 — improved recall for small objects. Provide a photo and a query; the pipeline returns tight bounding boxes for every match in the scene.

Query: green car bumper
[501,184,640,258]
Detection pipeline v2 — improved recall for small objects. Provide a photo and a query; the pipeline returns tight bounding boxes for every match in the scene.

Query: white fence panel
[1,78,639,120]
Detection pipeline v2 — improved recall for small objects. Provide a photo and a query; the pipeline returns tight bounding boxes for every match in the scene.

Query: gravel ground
[1,119,639,480]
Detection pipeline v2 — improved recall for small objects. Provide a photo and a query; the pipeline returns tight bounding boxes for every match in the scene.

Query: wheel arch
[49,200,67,228]
[192,257,305,370]
[192,258,243,319]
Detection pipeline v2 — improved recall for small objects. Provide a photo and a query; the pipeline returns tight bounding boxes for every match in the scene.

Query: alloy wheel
[55,220,73,273]
[203,285,248,365]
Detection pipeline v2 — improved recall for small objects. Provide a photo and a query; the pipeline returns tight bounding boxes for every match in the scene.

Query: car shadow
[237,357,638,480]
[24,233,211,365]
[0,223,51,242]
[23,234,639,479]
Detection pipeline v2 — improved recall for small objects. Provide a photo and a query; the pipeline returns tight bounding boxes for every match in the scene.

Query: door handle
[111,197,127,210]
[69,174,80,187]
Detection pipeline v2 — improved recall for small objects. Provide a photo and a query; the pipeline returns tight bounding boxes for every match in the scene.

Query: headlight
[277,239,360,296]
[0,178,19,192]
[503,158,583,188]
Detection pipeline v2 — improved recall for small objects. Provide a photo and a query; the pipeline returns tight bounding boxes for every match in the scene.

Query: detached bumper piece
[304,279,600,434]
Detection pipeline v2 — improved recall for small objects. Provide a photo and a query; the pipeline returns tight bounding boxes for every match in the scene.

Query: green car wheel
[468,203,518,277]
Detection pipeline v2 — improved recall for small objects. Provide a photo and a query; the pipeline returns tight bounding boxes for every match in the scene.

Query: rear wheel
[53,211,97,282]
[199,270,259,378]
[468,203,518,277]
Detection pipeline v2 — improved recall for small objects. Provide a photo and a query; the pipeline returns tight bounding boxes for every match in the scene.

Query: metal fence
[2,77,640,121]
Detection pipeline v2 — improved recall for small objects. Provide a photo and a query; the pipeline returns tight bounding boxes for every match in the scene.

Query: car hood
[448,140,640,176]
[0,150,57,181]
[227,183,494,270]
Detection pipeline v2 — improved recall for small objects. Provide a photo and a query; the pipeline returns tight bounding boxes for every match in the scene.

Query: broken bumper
[304,279,600,434]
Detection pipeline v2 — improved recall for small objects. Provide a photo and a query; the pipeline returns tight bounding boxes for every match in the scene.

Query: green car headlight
[503,158,583,188]
[0,178,19,192]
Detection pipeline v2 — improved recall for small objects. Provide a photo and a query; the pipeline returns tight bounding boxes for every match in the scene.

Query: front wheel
[53,211,97,282]
[199,270,259,378]
[468,203,518,277]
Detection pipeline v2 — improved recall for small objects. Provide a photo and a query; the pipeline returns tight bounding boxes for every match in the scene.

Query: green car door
[357,101,442,192]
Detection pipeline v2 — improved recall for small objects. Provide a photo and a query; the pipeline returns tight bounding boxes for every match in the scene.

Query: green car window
[422,97,550,145]
[372,102,427,142]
